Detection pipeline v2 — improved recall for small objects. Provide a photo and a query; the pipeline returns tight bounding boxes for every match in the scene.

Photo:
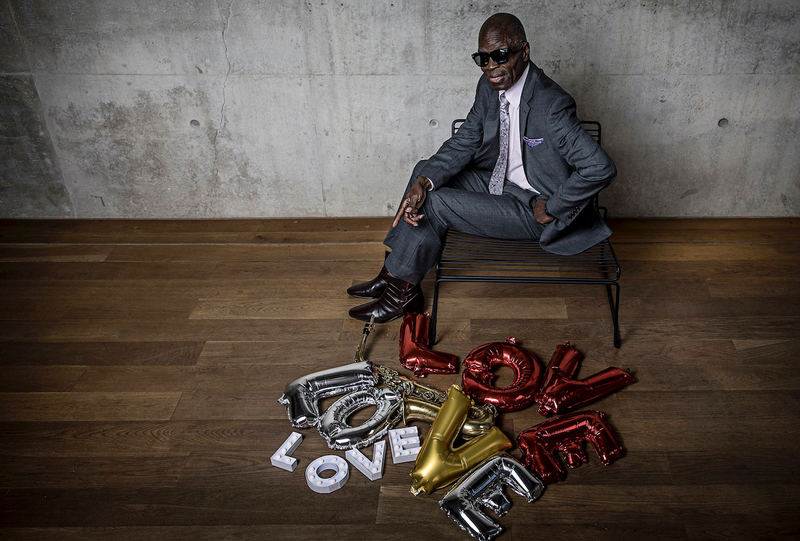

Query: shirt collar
[499,64,529,108]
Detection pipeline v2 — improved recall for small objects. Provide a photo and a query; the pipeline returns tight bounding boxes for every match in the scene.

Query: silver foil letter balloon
[317,387,403,450]
[439,454,545,541]
[278,361,377,428]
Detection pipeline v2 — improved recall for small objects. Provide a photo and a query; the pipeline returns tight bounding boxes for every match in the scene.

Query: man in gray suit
[348,13,616,323]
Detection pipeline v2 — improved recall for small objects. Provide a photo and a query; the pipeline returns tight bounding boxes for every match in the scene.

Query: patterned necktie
[489,92,510,195]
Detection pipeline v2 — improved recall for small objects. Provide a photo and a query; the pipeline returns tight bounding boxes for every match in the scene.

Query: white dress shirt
[500,64,538,194]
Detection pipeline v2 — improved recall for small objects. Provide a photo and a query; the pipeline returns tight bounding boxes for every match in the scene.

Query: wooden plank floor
[0,217,798,540]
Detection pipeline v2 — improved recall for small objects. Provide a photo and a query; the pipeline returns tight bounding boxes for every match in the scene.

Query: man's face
[478,27,529,91]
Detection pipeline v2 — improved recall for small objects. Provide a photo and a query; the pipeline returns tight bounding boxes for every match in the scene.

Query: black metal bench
[428,120,621,348]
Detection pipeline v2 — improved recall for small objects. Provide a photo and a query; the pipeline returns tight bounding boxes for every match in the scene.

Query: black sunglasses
[471,42,526,67]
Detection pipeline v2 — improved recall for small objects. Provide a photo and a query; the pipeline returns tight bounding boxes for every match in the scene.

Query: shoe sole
[349,311,404,324]
[348,299,425,324]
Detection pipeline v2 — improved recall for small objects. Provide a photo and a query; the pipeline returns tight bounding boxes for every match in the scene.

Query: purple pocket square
[524,137,544,147]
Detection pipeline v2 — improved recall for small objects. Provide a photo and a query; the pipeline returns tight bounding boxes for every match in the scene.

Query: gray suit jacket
[418,62,617,255]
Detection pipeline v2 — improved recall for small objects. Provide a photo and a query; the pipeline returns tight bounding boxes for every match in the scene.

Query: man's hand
[533,198,555,225]
[392,176,431,228]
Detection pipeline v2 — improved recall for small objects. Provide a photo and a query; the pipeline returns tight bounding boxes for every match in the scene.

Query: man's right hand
[392,176,431,228]
[533,198,555,225]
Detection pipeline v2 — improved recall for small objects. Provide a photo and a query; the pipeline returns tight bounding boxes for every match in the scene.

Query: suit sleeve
[543,94,617,222]
[419,80,489,188]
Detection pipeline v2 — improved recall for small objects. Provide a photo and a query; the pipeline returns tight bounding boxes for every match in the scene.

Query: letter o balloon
[461,338,542,412]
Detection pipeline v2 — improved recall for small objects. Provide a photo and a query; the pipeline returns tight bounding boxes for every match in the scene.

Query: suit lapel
[519,61,536,140]
[486,94,500,146]
[519,62,545,192]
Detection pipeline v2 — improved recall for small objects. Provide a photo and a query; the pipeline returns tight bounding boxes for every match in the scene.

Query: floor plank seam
[0,242,390,247]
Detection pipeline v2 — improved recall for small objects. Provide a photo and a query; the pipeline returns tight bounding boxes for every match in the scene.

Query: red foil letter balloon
[537,342,583,395]
[462,338,541,412]
[517,410,624,485]
[399,312,458,377]
[534,342,635,416]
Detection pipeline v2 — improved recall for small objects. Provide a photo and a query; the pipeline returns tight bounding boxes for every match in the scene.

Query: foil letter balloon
[517,410,624,485]
[461,338,542,412]
[536,366,635,416]
[537,342,582,395]
[399,312,458,377]
[410,385,512,495]
[439,455,545,541]
[534,343,635,416]
[278,361,377,428]
[317,387,403,450]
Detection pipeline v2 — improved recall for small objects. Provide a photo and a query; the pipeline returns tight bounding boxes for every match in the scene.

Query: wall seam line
[208,0,235,215]
[770,72,798,211]
[6,0,76,218]
[301,0,328,217]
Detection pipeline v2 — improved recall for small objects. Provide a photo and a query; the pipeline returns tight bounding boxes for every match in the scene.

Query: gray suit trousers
[383,160,545,285]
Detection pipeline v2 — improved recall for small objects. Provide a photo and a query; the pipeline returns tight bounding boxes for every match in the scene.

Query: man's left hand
[392,176,430,228]
[533,198,555,225]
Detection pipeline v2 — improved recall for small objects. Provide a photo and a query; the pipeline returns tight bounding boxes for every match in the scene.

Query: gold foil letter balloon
[410,385,512,495]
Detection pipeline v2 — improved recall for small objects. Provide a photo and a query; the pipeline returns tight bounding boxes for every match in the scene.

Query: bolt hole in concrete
[190,119,200,128]
[718,118,729,127]
[429,119,439,128]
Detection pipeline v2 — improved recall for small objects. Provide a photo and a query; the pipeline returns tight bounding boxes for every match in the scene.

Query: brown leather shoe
[347,265,390,299]
[349,274,424,323]
[347,251,390,298]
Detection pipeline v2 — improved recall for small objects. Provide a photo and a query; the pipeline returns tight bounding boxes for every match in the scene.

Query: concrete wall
[1,0,798,219]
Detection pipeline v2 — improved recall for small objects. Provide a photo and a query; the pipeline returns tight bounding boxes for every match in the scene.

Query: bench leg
[606,282,621,348]
[429,279,441,345]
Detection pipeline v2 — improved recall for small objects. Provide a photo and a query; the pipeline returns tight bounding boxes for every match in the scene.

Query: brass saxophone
[354,316,497,438]
[354,315,376,364]
[376,365,497,438]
